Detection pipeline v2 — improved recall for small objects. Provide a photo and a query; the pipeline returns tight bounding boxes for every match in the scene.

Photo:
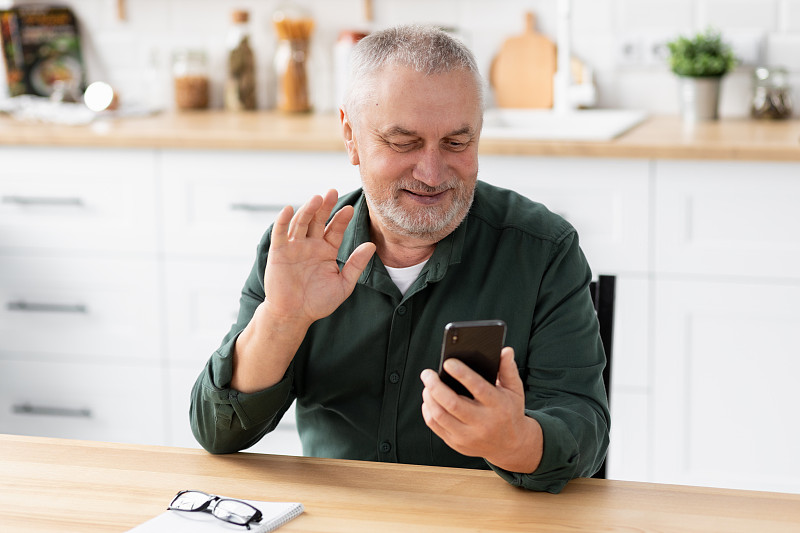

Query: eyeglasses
[168,490,263,529]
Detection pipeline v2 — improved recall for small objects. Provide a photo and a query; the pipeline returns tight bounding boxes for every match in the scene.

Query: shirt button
[389,372,400,384]
[380,442,392,453]
[397,306,407,315]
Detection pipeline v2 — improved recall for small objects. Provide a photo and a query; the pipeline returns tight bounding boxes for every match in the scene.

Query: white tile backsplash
[2,0,798,117]
[700,0,779,30]
[781,0,800,31]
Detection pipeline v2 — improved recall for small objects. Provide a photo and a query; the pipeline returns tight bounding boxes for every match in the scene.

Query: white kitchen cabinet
[160,150,360,259]
[605,275,650,482]
[0,359,166,445]
[0,254,161,361]
[655,160,800,279]
[163,258,252,365]
[652,279,800,494]
[0,147,158,254]
[0,146,164,447]
[651,159,800,494]
[5,143,799,493]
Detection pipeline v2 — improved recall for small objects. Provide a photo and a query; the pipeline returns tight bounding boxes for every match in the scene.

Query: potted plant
[666,28,737,121]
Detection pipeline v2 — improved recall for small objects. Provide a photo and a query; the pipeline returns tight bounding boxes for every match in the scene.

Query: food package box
[0,5,86,99]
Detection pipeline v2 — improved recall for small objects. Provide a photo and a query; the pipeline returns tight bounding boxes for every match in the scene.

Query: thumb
[496,347,522,393]
[340,242,376,288]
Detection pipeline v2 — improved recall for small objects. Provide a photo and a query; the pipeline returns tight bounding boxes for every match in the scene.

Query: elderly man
[190,24,609,493]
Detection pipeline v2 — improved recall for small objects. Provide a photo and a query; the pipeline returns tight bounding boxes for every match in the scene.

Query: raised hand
[263,189,376,326]
[231,190,375,393]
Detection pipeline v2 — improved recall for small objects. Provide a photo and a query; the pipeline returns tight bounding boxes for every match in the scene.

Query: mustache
[391,178,459,194]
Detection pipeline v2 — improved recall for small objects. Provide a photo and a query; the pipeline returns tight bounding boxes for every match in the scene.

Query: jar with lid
[272,3,315,113]
[172,49,210,110]
[225,10,257,111]
[751,66,793,120]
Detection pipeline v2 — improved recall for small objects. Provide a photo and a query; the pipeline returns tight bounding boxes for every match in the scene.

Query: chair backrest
[589,274,616,479]
[590,275,616,400]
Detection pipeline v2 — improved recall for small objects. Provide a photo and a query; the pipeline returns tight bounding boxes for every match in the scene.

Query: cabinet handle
[229,202,286,212]
[2,195,85,207]
[6,301,88,314]
[12,403,92,419]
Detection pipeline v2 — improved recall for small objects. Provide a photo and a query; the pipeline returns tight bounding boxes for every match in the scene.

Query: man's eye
[391,142,417,152]
[445,140,469,151]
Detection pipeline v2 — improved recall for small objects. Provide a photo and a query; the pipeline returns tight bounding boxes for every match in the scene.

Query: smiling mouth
[403,189,449,204]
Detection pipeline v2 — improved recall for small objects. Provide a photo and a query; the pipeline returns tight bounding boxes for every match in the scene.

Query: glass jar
[172,49,210,110]
[225,10,257,111]
[751,66,793,120]
[272,3,315,113]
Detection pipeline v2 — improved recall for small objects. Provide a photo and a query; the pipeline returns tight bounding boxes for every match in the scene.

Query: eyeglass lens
[170,490,260,527]
[214,499,259,525]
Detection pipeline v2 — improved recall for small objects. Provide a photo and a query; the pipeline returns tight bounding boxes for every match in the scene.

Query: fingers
[270,204,295,246]
[288,194,324,240]
[420,369,461,436]
[443,358,495,402]
[307,189,340,239]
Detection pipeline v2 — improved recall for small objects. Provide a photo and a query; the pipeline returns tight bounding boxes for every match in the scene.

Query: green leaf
[666,28,737,77]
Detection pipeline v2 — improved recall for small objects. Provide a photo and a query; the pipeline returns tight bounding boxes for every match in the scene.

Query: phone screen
[438,320,507,398]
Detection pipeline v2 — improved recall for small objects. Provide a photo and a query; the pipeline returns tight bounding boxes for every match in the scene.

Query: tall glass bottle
[225,9,257,111]
[272,3,314,113]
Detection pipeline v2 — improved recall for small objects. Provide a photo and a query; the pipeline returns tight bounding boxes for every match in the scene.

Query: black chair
[589,274,616,479]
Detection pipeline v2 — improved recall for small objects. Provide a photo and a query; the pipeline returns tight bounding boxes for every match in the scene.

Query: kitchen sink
[481,108,647,141]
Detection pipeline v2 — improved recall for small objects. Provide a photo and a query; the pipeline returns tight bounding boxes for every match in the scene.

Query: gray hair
[342,24,486,126]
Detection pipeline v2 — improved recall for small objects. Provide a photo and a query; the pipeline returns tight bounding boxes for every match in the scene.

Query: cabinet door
[655,160,800,279]
[652,279,800,493]
[0,255,161,361]
[605,276,650,482]
[160,150,361,258]
[478,156,650,274]
[164,258,253,365]
[0,147,158,254]
[0,359,166,445]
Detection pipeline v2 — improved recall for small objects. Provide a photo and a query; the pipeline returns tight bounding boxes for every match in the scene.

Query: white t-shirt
[384,260,429,296]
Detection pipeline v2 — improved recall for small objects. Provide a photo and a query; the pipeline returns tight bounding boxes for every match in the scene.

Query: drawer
[0,147,159,253]
[0,255,161,361]
[479,156,651,274]
[0,359,166,445]
[160,150,361,258]
[655,160,800,279]
[164,258,253,365]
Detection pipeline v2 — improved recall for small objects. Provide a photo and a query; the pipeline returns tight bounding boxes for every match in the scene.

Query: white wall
[3,0,799,117]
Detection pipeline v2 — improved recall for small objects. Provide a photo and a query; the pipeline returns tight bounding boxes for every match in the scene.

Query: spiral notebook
[127,499,304,533]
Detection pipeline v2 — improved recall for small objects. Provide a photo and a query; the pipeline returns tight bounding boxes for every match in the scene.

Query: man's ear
[340,108,360,166]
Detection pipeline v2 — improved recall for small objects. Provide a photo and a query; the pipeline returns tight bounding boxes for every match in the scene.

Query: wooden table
[2,434,799,532]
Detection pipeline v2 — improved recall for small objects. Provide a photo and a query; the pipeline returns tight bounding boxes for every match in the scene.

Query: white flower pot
[677,76,722,121]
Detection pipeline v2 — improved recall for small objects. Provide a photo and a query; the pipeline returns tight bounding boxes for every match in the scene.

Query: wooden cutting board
[490,12,556,108]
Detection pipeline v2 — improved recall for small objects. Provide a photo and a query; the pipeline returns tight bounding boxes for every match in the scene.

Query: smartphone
[438,320,507,398]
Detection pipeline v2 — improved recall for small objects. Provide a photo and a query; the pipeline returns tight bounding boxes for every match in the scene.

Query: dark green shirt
[190,181,610,493]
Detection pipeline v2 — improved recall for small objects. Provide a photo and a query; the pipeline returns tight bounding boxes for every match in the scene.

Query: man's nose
[412,147,447,187]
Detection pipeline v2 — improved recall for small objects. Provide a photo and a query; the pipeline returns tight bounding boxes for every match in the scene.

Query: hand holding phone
[438,320,507,398]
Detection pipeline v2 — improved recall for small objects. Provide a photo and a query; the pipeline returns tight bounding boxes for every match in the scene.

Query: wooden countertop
[1,110,800,160]
[3,434,800,533]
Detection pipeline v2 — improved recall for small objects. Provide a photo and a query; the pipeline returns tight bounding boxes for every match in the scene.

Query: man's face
[344,65,482,243]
